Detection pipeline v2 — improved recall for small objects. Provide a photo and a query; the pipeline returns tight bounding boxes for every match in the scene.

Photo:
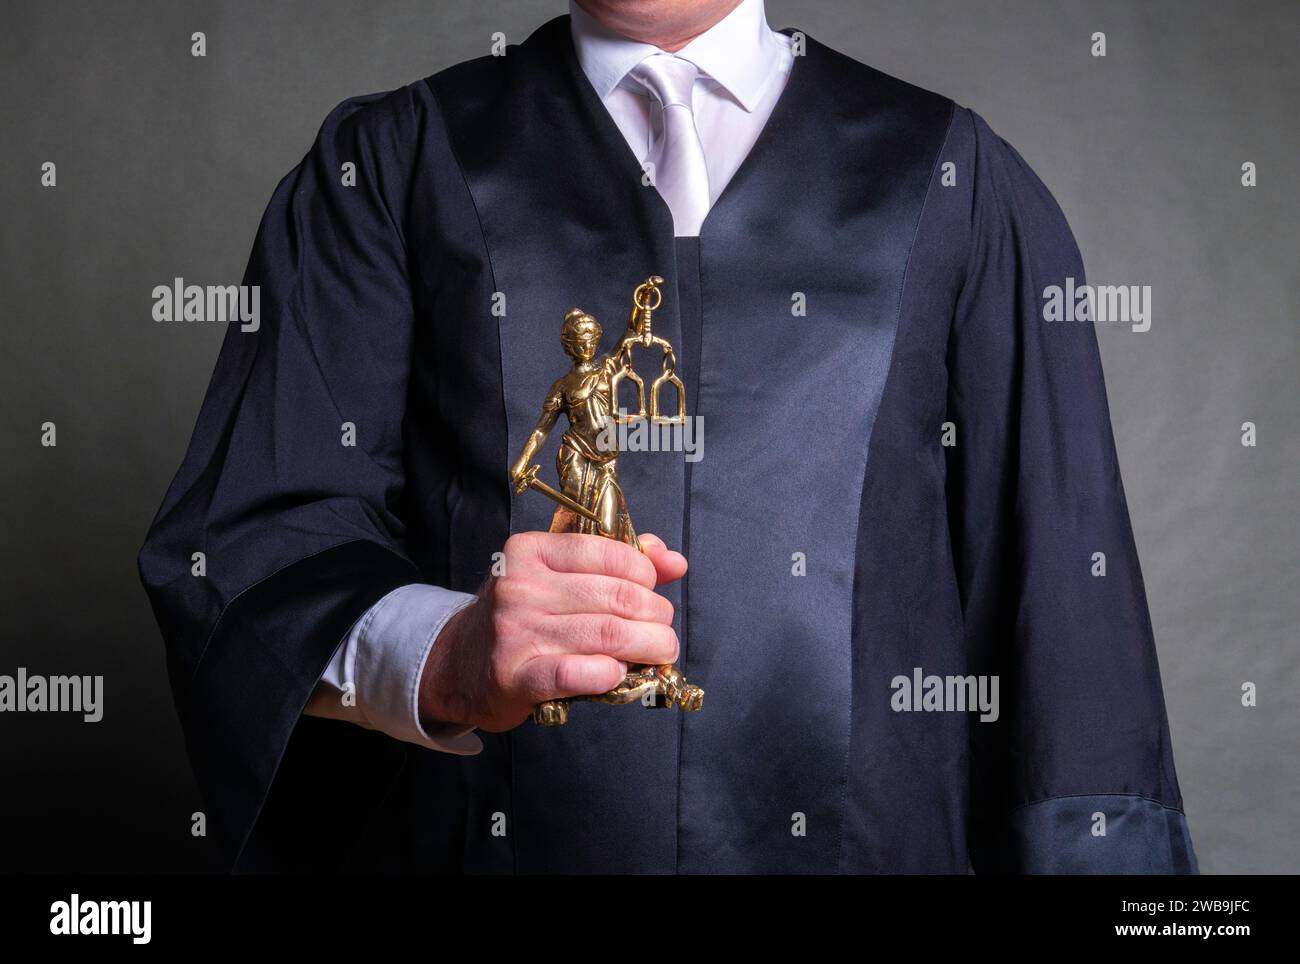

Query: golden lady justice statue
[510,276,704,726]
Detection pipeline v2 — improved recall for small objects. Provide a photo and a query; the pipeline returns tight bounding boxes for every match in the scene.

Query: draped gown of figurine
[514,311,638,546]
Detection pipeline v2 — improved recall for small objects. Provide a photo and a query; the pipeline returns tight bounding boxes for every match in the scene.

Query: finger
[532,532,657,587]
[638,533,688,585]
[518,653,627,703]
[538,573,675,624]
[539,613,680,664]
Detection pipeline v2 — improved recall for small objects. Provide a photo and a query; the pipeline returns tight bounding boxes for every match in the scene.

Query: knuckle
[611,579,640,618]
[550,658,580,695]
[492,575,525,609]
[598,538,627,575]
[504,531,539,560]
[596,614,628,656]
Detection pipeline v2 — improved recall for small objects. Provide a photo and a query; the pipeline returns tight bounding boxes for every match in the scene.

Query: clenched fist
[418,531,687,732]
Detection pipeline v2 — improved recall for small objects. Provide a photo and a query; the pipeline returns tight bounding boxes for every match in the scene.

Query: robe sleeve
[947,110,1197,874]
[137,87,430,864]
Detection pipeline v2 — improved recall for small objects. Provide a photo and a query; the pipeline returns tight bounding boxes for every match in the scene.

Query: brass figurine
[510,276,704,726]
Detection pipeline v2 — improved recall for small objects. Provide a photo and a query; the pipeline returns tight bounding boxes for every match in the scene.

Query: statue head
[561,308,602,362]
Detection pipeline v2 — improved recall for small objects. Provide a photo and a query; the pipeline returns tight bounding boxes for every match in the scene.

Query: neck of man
[573,0,744,52]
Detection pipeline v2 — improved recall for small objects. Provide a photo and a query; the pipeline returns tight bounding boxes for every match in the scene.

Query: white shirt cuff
[314,583,482,755]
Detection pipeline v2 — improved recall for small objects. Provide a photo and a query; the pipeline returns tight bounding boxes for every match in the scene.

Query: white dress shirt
[303,0,792,753]
[571,0,793,229]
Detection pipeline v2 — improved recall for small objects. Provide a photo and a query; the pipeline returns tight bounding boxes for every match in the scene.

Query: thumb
[638,533,688,585]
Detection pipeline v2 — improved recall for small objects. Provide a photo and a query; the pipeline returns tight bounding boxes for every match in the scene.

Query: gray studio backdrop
[1,0,1295,873]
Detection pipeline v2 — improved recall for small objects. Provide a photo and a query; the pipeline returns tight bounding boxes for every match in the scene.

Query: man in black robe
[139,0,1198,873]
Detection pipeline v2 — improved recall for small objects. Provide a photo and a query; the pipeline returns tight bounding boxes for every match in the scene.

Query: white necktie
[628,54,711,236]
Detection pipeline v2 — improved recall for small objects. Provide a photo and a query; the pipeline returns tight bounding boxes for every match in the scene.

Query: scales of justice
[509,276,705,726]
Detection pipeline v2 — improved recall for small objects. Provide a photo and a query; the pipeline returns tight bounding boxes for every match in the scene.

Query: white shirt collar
[569,0,786,112]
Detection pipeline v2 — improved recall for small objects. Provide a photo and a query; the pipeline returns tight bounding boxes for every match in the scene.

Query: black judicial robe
[139,16,1198,874]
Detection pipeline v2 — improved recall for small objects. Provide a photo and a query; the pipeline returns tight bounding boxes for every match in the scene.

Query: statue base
[533,663,704,726]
